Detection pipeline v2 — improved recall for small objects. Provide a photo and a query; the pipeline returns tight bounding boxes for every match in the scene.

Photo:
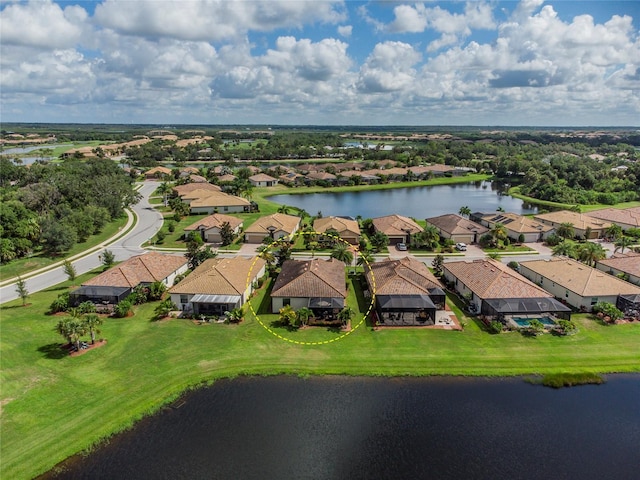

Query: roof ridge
[308,259,344,297]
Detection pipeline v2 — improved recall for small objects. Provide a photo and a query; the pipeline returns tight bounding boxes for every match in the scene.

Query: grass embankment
[0,215,129,282]
[2,270,639,479]
[508,186,640,213]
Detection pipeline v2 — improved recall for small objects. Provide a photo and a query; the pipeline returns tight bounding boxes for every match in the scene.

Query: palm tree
[552,239,577,258]
[297,307,314,327]
[330,243,354,265]
[490,223,508,245]
[459,206,471,217]
[157,182,172,207]
[556,222,575,240]
[431,254,444,277]
[421,225,440,250]
[257,245,276,272]
[227,307,243,323]
[576,241,607,266]
[614,236,634,254]
[357,250,374,268]
[337,306,354,327]
[83,314,103,344]
[605,223,623,241]
[277,205,290,214]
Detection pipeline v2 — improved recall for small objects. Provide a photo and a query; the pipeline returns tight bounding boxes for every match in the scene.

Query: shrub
[488,320,503,334]
[556,319,577,335]
[545,233,562,247]
[507,261,519,271]
[592,302,623,322]
[113,300,133,318]
[49,292,70,314]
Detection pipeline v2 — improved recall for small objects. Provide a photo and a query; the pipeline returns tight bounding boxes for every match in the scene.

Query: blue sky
[1,1,638,126]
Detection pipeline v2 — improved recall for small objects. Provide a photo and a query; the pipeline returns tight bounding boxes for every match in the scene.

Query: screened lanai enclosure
[374,291,445,326]
[69,285,131,307]
[481,297,572,320]
[617,294,640,320]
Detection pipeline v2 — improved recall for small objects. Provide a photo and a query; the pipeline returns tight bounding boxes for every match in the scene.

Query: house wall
[442,269,483,313]
[191,205,247,214]
[271,297,308,313]
[594,264,640,287]
[164,264,189,287]
[518,265,618,311]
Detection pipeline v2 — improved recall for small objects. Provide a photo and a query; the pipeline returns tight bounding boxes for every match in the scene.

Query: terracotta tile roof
[444,258,552,299]
[372,214,424,236]
[271,258,347,298]
[366,257,443,295]
[184,213,243,232]
[189,174,208,183]
[479,212,553,234]
[313,216,360,237]
[534,210,611,230]
[245,213,300,236]
[597,252,640,277]
[249,173,278,182]
[189,191,250,208]
[145,166,172,175]
[218,174,237,182]
[519,257,640,296]
[84,253,187,288]
[173,182,221,196]
[426,214,488,236]
[306,171,337,181]
[169,257,265,295]
[585,207,640,228]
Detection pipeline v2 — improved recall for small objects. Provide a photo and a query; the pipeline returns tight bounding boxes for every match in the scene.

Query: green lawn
[1,267,639,479]
[0,215,129,282]
[508,186,640,212]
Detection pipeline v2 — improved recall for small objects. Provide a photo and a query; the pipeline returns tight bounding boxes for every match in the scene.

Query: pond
[268,181,537,219]
[43,375,639,480]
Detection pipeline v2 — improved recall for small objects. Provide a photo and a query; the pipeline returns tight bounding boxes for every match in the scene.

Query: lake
[43,375,639,480]
[268,181,537,219]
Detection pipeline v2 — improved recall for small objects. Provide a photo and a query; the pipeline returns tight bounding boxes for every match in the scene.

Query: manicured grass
[0,215,129,282]
[482,245,535,253]
[508,186,640,212]
[1,268,639,479]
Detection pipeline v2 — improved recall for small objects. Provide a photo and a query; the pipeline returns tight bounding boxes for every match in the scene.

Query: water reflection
[44,375,639,480]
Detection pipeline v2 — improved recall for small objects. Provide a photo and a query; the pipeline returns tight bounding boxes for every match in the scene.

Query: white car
[455,242,467,251]
[395,243,408,251]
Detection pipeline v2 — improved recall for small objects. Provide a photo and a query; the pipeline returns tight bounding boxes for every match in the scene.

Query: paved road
[0,181,163,304]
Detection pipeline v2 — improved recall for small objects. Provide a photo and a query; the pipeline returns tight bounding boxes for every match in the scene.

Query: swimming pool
[512,316,556,327]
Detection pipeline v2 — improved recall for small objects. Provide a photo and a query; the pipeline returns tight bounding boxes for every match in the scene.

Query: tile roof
[145,166,172,175]
[306,171,337,181]
[596,252,640,277]
[83,253,187,288]
[479,212,553,234]
[444,258,552,299]
[173,182,221,196]
[426,214,488,236]
[313,216,361,237]
[249,173,278,182]
[519,257,640,296]
[189,191,250,208]
[372,214,424,236]
[244,213,300,235]
[271,258,347,298]
[184,213,243,232]
[585,207,640,228]
[169,256,265,295]
[366,257,443,295]
[534,210,611,230]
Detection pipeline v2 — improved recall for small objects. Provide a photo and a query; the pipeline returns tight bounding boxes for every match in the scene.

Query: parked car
[455,242,467,251]
[395,243,408,251]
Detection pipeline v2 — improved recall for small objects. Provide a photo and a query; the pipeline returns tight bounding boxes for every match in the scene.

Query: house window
[283,298,291,307]
[223,206,229,212]
[539,278,543,285]
[591,297,598,305]
[180,295,188,304]
[565,290,569,298]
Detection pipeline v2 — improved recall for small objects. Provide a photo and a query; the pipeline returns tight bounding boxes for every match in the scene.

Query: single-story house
[471,212,554,243]
[173,182,221,197]
[271,258,347,318]
[145,166,172,179]
[372,214,424,245]
[585,207,640,232]
[443,258,571,319]
[518,257,640,311]
[595,252,640,286]
[313,216,361,245]
[425,214,489,244]
[249,173,278,187]
[70,252,189,306]
[183,213,243,243]
[305,171,337,184]
[244,213,301,243]
[366,257,446,326]
[533,210,611,239]
[181,190,251,214]
[169,256,266,316]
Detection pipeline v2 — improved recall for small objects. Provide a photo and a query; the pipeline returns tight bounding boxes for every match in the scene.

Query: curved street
[0,181,163,304]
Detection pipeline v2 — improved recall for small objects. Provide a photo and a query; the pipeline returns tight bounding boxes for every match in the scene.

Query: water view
[268,181,537,219]
[45,375,639,480]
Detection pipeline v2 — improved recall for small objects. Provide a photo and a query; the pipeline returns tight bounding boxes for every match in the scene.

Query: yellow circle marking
[245,231,376,345]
